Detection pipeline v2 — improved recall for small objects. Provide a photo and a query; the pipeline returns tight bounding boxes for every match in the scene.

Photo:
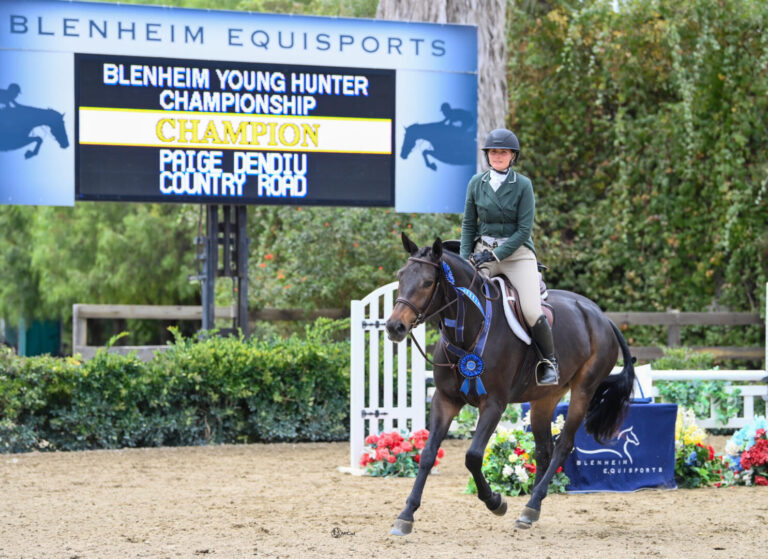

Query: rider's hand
[469,250,496,267]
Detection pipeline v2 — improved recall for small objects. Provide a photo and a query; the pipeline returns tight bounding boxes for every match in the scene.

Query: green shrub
[0,319,350,452]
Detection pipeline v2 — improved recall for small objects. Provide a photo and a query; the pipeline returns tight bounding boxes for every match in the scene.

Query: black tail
[584,321,636,443]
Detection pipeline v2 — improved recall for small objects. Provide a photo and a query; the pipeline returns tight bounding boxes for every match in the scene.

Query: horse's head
[47,109,69,149]
[385,233,443,342]
[399,124,417,159]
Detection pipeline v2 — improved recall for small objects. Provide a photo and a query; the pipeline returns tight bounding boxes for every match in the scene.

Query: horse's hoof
[390,518,413,536]
[490,495,507,516]
[515,506,540,529]
[515,517,532,529]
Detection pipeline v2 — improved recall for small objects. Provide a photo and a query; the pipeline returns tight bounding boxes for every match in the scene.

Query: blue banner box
[522,402,678,492]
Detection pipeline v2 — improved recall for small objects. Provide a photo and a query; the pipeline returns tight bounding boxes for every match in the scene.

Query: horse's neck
[440,254,489,322]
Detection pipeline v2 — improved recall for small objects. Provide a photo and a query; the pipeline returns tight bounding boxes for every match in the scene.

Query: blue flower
[685,450,698,466]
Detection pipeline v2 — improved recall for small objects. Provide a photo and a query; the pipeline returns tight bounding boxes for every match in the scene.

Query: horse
[0,103,69,159]
[400,121,475,170]
[385,233,635,535]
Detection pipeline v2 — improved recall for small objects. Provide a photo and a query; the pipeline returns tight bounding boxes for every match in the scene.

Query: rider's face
[487,149,514,172]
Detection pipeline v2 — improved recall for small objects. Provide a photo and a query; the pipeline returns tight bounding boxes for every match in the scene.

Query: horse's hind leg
[391,390,461,536]
[528,390,567,491]
[516,395,589,529]
[465,398,508,516]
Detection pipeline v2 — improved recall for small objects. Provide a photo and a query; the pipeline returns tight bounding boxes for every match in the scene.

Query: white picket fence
[633,365,767,429]
[349,281,426,470]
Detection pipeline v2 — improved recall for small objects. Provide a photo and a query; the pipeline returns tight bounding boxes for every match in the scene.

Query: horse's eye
[422,280,434,288]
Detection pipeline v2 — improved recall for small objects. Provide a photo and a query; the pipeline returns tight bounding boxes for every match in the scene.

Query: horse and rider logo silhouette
[400,102,476,171]
[0,83,69,159]
[574,425,641,464]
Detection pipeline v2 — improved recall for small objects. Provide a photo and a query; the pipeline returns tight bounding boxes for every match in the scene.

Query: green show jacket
[460,170,537,261]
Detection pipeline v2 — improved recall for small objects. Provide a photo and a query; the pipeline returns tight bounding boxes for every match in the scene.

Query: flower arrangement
[723,416,768,486]
[466,414,569,496]
[674,406,726,488]
[359,429,444,477]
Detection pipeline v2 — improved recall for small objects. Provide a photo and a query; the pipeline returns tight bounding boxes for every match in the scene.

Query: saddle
[490,273,554,345]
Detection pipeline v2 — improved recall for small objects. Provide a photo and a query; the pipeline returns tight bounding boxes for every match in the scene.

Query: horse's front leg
[421,150,437,171]
[24,136,42,159]
[391,390,461,536]
[465,398,507,516]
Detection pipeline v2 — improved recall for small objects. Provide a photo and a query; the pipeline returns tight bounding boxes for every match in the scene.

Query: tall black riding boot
[530,315,559,386]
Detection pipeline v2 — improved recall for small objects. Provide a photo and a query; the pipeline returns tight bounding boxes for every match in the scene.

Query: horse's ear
[401,232,418,255]
[431,237,443,260]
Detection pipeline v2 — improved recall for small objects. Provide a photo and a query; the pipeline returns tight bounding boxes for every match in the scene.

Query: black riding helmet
[482,128,520,167]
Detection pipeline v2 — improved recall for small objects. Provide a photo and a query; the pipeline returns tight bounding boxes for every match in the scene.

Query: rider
[459,128,558,386]
[0,83,21,108]
[440,102,474,131]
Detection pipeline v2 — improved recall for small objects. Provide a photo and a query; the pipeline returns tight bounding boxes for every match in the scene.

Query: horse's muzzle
[385,318,408,342]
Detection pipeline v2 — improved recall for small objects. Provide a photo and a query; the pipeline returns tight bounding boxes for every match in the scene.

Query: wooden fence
[73,304,764,363]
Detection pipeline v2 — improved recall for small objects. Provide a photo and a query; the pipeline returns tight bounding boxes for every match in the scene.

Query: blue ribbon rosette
[459,352,486,396]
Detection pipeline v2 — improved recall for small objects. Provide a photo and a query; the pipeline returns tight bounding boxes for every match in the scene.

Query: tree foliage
[509,0,768,322]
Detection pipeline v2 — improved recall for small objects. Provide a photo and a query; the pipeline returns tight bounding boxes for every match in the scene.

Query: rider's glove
[469,250,496,267]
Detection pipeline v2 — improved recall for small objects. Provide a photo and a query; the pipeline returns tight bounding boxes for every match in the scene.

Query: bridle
[393,255,500,380]
[393,256,452,329]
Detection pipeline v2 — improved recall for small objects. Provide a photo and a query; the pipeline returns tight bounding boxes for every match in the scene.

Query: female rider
[459,128,558,386]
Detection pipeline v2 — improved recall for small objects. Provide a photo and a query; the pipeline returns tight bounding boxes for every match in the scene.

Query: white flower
[502,465,514,478]
[724,441,740,456]
[514,464,528,483]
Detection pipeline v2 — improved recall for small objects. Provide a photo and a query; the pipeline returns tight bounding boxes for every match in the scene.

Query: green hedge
[0,319,350,452]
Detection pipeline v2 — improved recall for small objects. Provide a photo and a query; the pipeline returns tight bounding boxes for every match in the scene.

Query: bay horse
[385,234,635,535]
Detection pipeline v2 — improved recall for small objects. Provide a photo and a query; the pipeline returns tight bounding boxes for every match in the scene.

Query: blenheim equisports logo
[573,425,665,475]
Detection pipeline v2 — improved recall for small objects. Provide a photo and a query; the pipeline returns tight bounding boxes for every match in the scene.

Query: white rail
[634,365,767,429]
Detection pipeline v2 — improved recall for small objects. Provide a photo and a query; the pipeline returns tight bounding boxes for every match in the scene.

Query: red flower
[360,454,371,467]
[524,463,536,473]
[386,455,396,464]
[264,253,274,260]
[437,448,445,459]
[365,434,379,445]
[401,441,413,452]
[556,466,563,473]
[414,454,421,464]
[755,475,768,486]
[756,428,766,438]
[708,445,715,461]
[392,445,404,455]
[434,459,440,467]
[514,447,525,456]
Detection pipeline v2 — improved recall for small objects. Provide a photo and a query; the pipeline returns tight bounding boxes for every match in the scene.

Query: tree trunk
[377,0,508,169]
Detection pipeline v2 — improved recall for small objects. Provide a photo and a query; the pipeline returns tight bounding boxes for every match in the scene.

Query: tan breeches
[475,243,541,327]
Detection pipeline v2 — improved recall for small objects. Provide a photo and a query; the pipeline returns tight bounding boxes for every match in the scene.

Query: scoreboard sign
[77,54,395,205]
[0,0,477,212]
